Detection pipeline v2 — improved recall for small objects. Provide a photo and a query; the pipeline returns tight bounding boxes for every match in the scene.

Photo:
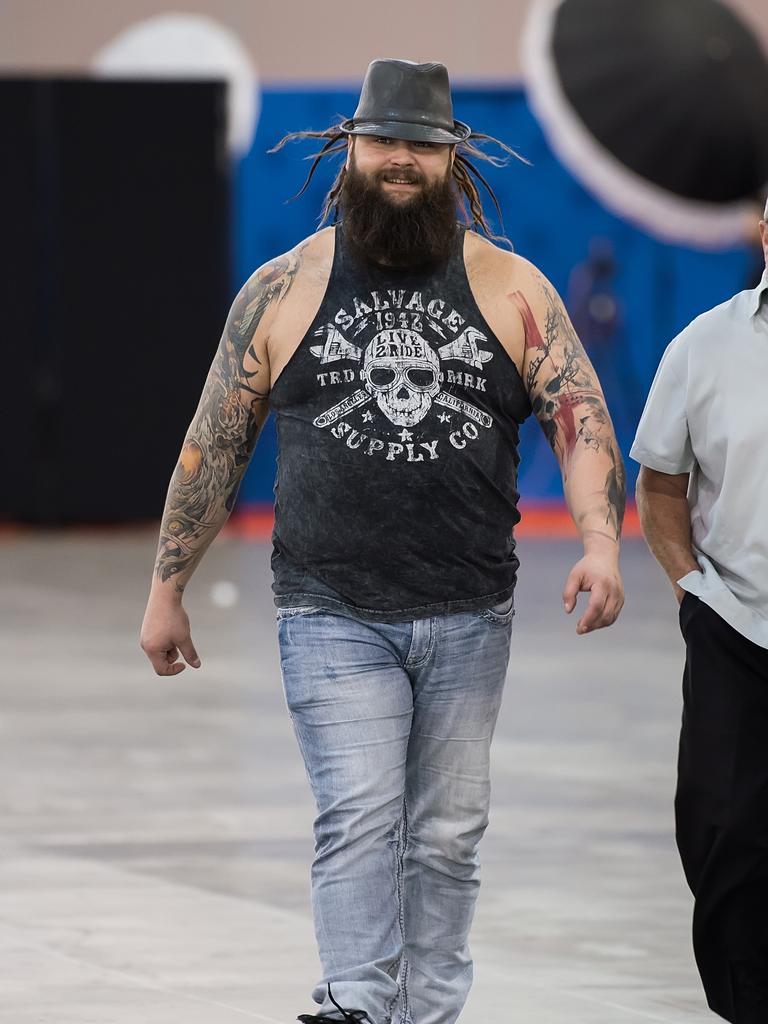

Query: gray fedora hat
[339,59,471,144]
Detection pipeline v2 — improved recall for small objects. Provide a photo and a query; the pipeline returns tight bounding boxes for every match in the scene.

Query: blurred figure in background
[633,198,768,1024]
[567,237,643,445]
[140,58,625,1024]
[568,237,622,348]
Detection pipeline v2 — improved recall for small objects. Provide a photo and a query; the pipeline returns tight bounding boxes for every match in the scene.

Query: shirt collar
[749,267,768,318]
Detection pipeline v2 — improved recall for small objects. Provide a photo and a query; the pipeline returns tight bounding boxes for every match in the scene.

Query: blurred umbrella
[522,0,768,247]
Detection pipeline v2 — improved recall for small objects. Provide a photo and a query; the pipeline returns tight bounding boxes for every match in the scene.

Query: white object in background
[91,12,259,158]
[210,581,240,609]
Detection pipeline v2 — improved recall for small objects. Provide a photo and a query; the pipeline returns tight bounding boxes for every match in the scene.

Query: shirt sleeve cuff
[628,444,694,474]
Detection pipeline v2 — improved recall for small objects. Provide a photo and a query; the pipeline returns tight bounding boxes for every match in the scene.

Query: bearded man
[140,59,625,1024]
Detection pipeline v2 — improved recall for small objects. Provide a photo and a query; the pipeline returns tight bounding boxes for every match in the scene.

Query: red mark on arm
[556,390,603,463]
[555,392,581,459]
[509,290,545,350]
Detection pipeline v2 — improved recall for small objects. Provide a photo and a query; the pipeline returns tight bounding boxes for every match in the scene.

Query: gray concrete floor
[0,531,713,1023]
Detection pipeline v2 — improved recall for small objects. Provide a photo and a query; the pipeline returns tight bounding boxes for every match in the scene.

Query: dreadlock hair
[267,118,529,250]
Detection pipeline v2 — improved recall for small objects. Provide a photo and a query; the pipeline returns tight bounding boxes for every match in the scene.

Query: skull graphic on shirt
[361,330,442,426]
[309,313,496,436]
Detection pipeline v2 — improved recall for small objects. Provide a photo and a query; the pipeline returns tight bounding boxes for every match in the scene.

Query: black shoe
[297,983,372,1024]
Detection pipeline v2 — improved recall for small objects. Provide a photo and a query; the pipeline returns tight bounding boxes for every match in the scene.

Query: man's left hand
[563,554,624,635]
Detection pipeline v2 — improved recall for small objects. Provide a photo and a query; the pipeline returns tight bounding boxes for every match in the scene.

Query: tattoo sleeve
[511,277,626,542]
[153,249,303,591]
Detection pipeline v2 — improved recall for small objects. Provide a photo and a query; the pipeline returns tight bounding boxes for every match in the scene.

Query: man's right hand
[140,597,201,676]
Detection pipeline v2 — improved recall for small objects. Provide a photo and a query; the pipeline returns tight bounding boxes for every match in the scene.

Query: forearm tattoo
[155,250,303,589]
[512,280,626,539]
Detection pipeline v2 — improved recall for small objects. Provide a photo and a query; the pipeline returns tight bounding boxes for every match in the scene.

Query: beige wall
[1,0,766,83]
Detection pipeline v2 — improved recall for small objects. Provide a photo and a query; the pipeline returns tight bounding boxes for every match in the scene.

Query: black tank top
[268,220,531,621]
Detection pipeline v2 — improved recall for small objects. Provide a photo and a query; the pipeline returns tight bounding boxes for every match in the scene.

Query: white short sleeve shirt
[630,268,768,648]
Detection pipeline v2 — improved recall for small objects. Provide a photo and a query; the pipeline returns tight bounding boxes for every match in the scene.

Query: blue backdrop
[233,85,752,504]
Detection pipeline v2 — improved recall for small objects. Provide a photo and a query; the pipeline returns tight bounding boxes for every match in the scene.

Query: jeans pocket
[275,605,324,621]
[477,593,515,626]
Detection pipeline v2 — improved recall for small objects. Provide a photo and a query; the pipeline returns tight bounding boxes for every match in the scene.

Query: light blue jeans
[276,595,514,1024]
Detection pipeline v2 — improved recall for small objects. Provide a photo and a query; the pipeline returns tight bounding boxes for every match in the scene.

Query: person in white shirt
[632,199,768,1024]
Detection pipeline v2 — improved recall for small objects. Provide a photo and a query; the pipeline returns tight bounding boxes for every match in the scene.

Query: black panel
[0,78,230,523]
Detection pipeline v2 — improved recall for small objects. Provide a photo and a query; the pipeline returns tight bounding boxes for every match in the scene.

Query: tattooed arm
[140,247,303,675]
[510,261,625,633]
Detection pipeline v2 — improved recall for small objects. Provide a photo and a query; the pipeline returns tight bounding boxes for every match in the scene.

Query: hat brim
[339,118,471,144]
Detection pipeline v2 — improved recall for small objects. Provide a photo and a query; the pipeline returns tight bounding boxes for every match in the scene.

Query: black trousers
[676,593,768,1023]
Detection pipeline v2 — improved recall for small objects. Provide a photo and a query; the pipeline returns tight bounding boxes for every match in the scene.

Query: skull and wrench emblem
[360,330,442,426]
[310,320,494,431]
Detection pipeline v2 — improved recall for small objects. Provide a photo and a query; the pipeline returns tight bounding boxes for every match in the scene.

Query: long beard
[338,160,459,268]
